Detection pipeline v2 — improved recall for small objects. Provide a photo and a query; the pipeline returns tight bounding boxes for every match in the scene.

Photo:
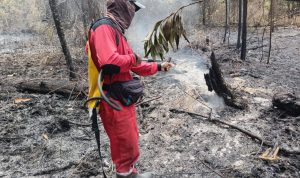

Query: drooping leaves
[144,10,190,60]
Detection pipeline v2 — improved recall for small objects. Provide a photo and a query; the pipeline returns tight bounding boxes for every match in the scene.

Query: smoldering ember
[0,0,299,178]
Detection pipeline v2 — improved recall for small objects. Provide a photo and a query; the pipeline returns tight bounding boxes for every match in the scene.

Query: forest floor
[0,27,299,178]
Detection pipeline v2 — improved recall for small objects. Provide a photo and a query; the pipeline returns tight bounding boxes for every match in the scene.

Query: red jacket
[86,24,158,109]
[88,24,158,84]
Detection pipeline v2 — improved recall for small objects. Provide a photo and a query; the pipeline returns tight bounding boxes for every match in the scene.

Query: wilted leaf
[42,133,49,142]
[14,98,32,104]
[144,9,190,59]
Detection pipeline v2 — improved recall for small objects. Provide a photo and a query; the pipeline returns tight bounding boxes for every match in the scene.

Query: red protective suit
[88,24,158,173]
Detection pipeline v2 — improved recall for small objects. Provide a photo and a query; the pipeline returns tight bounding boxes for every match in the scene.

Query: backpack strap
[90,17,120,47]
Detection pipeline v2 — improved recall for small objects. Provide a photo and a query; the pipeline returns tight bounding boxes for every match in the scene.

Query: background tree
[223,0,230,43]
[237,0,242,49]
[202,0,207,25]
[267,0,275,64]
[49,0,76,79]
[241,0,248,60]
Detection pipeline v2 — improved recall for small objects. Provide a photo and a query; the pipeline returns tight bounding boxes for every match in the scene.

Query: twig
[67,83,77,101]
[136,96,162,106]
[170,109,210,119]
[163,1,203,21]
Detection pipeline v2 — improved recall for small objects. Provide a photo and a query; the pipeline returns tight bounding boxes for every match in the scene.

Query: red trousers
[99,101,139,173]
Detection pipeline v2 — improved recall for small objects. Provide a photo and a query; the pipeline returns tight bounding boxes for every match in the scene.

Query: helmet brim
[129,0,145,11]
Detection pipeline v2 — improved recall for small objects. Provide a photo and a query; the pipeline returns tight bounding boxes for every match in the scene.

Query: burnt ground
[0,27,299,178]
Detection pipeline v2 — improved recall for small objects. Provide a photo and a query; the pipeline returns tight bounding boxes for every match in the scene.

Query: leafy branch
[144,0,203,60]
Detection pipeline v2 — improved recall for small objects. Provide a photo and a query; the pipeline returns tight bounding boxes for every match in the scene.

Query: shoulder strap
[90,17,119,47]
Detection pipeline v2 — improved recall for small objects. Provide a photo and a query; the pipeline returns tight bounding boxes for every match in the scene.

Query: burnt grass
[1,27,300,178]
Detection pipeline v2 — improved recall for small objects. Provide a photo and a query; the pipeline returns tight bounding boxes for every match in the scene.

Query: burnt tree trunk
[49,0,76,79]
[267,0,275,64]
[223,0,229,43]
[270,0,276,33]
[241,0,248,61]
[228,0,231,45]
[237,0,242,49]
[202,0,207,25]
[204,52,247,109]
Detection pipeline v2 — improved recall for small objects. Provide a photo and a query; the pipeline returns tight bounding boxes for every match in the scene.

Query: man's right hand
[161,62,173,71]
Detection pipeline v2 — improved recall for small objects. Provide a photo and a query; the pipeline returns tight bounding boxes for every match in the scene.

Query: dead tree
[270,0,275,33]
[49,0,76,79]
[267,0,275,64]
[227,0,231,44]
[237,0,242,49]
[202,0,207,25]
[240,0,248,61]
[223,0,229,43]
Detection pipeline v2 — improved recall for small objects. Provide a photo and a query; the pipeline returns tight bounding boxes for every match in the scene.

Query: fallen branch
[170,109,210,119]
[170,109,300,155]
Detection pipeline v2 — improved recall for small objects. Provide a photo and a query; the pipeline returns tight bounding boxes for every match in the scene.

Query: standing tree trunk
[270,0,275,33]
[223,0,229,43]
[80,0,88,39]
[49,0,76,79]
[237,0,242,49]
[202,0,206,25]
[241,0,248,60]
[227,0,231,45]
[267,0,274,64]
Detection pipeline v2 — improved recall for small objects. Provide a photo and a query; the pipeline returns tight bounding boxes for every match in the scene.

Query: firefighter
[87,0,172,177]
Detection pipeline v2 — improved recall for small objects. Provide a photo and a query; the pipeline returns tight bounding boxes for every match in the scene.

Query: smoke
[126,0,201,54]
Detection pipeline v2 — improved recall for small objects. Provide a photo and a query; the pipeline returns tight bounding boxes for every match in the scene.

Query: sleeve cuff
[158,63,162,71]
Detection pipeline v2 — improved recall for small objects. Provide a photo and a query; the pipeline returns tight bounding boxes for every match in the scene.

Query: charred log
[273,93,300,117]
[17,80,87,98]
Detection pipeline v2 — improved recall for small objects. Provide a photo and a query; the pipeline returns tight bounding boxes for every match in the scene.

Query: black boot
[116,172,153,178]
